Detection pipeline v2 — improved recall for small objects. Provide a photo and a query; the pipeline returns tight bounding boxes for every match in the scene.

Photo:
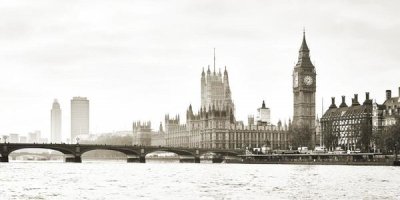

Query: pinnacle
[299,31,309,52]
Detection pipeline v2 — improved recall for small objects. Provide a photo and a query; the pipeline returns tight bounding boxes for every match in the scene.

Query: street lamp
[76,137,80,145]
[3,135,8,143]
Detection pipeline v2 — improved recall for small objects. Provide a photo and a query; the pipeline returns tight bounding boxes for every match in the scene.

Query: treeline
[289,119,400,154]
[375,122,400,154]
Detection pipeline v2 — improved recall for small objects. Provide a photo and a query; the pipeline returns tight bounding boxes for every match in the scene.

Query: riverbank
[238,153,400,166]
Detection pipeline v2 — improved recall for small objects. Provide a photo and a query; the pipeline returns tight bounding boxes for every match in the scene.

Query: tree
[358,121,373,152]
[382,120,400,154]
[289,123,312,149]
[322,121,339,151]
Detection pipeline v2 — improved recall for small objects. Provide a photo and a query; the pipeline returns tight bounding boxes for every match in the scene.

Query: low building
[132,121,166,146]
[19,136,27,143]
[9,133,19,143]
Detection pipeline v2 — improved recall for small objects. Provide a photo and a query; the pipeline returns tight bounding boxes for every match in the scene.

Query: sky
[0,0,399,140]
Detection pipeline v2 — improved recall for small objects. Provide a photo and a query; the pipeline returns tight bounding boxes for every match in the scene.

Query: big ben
[293,31,316,128]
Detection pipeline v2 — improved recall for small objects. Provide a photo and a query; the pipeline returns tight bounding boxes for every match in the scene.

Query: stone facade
[292,32,316,129]
[162,63,289,150]
[132,121,152,146]
[163,106,288,150]
[132,34,323,150]
[372,88,400,135]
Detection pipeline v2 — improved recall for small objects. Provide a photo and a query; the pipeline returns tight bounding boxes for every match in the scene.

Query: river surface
[1,160,399,199]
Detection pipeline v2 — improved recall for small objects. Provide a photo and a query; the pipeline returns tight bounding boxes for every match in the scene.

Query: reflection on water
[1,161,399,199]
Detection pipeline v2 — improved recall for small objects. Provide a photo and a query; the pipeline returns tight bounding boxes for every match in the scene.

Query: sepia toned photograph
[0,0,399,199]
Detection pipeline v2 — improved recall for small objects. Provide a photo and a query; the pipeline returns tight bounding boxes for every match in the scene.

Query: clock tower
[293,31,316,129]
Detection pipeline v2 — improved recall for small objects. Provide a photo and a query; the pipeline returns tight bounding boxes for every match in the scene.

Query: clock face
[303,76,313,86]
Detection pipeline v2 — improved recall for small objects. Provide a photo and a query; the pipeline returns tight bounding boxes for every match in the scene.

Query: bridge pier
[127,155,145,163]
[194,156,200,163]
[127,157,140,163]
[65,156,81,163]
[179,155,196,163]
[212,155,224,163]
[0,155,9,162]
[139,156,146,163]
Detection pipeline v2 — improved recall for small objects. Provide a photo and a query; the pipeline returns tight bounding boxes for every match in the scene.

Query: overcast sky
[0,0,399,140]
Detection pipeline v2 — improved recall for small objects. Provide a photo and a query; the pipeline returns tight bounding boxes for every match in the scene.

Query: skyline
[1,0,400,141]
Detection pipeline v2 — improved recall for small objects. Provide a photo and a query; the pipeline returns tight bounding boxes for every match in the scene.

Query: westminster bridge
[0,143,244,163]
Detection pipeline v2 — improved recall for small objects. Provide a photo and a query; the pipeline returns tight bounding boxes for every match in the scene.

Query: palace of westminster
[133,32,400,151]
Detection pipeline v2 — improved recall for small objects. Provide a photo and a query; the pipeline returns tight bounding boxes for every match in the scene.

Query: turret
[187,104,193,120]
[159,122,163,132]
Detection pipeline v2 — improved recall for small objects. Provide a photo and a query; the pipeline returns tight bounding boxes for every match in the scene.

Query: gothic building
[372,88,400,136]
[162,56,289,150]
[132,121,165,146]
[201,64,235,117]
[132,33,320,150]
[293,32,316,129]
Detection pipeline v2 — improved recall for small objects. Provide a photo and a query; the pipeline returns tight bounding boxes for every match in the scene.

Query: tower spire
[300,29,309,52]
[213,48,216,74]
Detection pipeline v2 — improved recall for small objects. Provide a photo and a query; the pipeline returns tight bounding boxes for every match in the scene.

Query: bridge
[0,143,244,163]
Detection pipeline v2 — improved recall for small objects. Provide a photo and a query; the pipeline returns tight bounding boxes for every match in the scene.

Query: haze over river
[1,160,399,199]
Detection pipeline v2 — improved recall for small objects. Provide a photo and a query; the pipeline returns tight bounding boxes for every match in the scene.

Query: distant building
[130,35,323,150]
[19,136,27,143]
[132,121,152,146]
[28,131,41,143]
[256,100,271,125]
[164,64,288,149]
[51,99,62,143]
[321,93,373,150]
[9,133,19,143]
[71,97,89,142]
[372,87,400,136]
[132,122,165,146]
[151,123,166,146]
[321,87,400,152]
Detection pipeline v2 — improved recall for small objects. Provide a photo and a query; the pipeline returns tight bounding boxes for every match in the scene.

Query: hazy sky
[1,0,399,140]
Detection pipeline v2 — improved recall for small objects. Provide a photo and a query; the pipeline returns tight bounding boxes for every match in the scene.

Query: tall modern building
[51,99,62,143]
[293,31,316,128]
[71,97,89,141]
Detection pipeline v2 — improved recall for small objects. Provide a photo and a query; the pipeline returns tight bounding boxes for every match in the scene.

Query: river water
[0,160,399,199]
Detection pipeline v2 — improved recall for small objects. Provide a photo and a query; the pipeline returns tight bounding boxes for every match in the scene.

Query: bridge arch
[5,145,74,155]
[144,148,195,157]
[79,146,140,156]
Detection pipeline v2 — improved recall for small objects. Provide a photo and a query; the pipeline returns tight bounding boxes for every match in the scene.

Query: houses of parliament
[133,32,317,150]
